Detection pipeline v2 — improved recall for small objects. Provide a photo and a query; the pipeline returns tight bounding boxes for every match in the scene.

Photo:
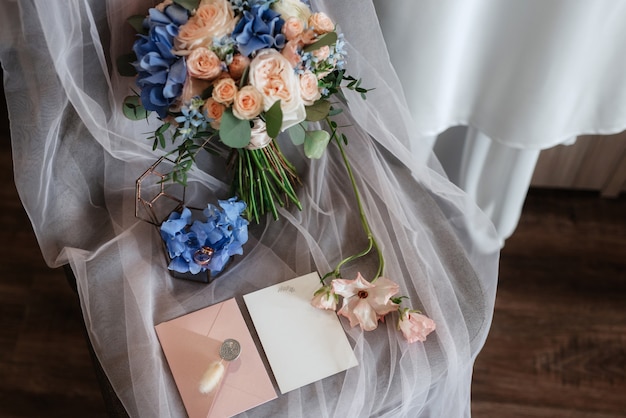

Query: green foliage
[127,15,147,35]
[303,31,338,53]
[173,0,200,12]
[265,100,283,138]
[304,130,331,159]
[305,100,331,122]
[219,109,251,148]
[117,53,137,77]
[149,122,171,151]
[287,123,307,145]
[122,95,150,120]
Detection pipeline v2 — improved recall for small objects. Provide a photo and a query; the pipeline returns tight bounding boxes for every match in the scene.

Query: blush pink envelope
[155,298,277,418]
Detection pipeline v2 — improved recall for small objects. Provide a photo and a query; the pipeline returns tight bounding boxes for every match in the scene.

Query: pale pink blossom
[397,308,436,343]
[332,273,399,331]
[311,285,337,310]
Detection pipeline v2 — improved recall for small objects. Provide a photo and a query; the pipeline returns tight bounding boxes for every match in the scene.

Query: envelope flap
[156,298,277,418]
[155,324,222,418]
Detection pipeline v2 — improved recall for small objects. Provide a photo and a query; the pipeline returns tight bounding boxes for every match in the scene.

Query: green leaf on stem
[117,53,137,77]
[303,31,338,53]
[127,15,147,35]
[265,100,283,138]
[173,0,200,12]
[287,123,306,145]
[304,130,330,159]
[122,95,150,120]
[305,99,331,122]
[219,109,251,148]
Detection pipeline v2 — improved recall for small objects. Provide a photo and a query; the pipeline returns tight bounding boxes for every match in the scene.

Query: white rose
[271,0,312,23]
[248,49,306,130]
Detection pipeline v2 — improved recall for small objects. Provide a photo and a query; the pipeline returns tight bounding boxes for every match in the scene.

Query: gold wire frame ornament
[135,157,186,226]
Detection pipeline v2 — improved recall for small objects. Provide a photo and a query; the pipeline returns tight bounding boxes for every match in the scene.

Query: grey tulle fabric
[0,0,500,416]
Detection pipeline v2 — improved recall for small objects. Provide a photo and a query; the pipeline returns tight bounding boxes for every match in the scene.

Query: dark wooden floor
[1,91,625,416]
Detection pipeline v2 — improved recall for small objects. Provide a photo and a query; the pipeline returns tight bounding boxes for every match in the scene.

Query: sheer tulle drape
[1,0,499,416]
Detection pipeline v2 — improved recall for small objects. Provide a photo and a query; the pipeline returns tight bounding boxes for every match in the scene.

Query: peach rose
[281,40,302,67]
[186,47,223,80]
[175,0,237,50]
[248,49,306,130]
[232,86,264,120]
[203,98,226,129]
[308,12,334,34]
[212,77,237,105]
[282,17,304,40]
[299,71,321,105]
[312,45,330,61]
[228,54,250,80]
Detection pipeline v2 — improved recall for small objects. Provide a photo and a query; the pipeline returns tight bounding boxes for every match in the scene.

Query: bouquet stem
[322,117,384,282]
[233,141,302,223]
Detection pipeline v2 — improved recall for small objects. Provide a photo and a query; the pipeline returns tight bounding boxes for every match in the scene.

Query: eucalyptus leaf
[117,53,137,77]
[127,15,147,34]
[304,130,331,159]
[265,100,283,138]
[173,0,200,12]
[303,31,338,53]
[305,99,331,122]
[287,124,306,145]
[219,109,251,148]
[122,96,150,120]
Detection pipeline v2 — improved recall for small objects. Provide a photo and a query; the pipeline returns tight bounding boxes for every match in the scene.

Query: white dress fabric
[374,0,626,243]
[1,1,500,417]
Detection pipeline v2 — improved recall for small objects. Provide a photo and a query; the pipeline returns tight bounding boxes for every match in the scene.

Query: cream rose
[271,0,311,22]
[212,77,237,105]
[203,98,226,129]
[299,71,321,105]
[175,0,237,50]
[232,86,264,120]
[249,49,306,130]
[186,47,223,80]
[228,54,250,80]
[282,17,304,40]
[308,12,334,34]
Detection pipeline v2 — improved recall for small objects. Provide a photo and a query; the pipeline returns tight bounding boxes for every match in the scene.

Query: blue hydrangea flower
[133,4,189,118]
[159,198,249,276]
[232,3,286,57]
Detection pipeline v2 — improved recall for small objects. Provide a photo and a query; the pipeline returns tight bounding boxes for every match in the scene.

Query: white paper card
[243,272,358,394]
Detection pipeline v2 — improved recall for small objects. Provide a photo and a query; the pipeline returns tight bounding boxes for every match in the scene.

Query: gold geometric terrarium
[135,157,186,226]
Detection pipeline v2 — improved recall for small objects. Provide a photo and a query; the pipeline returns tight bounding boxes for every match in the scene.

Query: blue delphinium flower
[232,3,286,57]
[159,198,249,276]
[174,98,209,141]
[133,4,189,118]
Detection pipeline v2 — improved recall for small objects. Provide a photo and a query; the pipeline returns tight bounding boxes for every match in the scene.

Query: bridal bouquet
[119,0,435,342]
[119,0,366,223]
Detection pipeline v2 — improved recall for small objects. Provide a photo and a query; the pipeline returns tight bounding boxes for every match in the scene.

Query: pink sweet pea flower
[397,308,436,343]
[311,285,338,310]
[332,273,399,331]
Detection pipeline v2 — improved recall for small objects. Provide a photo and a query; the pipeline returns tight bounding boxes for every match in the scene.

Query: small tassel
[198,360,225,394]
